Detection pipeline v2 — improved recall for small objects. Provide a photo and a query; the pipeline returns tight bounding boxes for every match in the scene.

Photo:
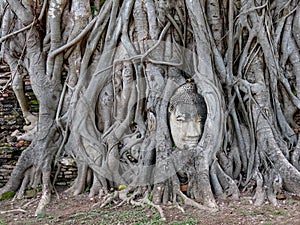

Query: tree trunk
[1,0,300,217]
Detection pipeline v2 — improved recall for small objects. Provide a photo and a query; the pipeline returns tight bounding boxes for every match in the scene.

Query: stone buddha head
[168,82,206,150]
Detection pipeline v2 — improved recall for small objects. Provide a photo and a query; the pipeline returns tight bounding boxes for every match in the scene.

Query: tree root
[64,162,88,196]
[176,190,218,212]
[253,171,265,206]
[98,188,167,221]
[0,209,27,214]
[0,198,38,215]
[215,161,240,200]
[35,171,53,216]
[15,175,30,200]
[35,187,51,216]
[22,198,39,209]
[133,193,166,222]
[99,191,120,208]
[252,170,282,207]
[15,128,37,141]
[3,0,300,219]
[95,184,218,223]
[292,135,300,171]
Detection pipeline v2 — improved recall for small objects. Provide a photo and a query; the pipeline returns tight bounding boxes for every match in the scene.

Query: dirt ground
[1,187,300,225]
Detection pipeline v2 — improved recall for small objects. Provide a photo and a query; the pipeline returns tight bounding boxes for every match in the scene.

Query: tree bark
[1,0,300,217]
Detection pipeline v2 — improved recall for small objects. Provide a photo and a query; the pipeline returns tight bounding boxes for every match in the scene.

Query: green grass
[0,217,7,225]
[170,217,198,225]
[5,203,202,225]
[25,215,60,224]
[48,207,163,225]
[0,191,15,201]
[272,210,286,215]
[265,207,287,216]
[235,209,265,216]
[287,199,297,204]
[56,208,200,225]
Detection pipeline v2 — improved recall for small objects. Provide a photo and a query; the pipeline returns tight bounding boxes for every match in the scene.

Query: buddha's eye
[176,116,185,122]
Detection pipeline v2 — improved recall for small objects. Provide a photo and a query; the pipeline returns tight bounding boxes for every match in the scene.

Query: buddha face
[169,103,203,150]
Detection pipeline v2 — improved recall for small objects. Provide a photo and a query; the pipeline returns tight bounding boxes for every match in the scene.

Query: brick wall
[0,64,77,188]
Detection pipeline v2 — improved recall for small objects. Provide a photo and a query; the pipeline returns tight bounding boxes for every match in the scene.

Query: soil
[1,187,300,225]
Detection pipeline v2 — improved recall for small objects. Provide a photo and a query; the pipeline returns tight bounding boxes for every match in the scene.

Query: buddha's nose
[186,121,201,138]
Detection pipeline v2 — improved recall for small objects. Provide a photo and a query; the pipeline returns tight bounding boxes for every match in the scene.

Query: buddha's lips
[183,141,198,148]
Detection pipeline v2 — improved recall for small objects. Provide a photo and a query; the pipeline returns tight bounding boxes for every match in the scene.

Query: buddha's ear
[168,104,174,113]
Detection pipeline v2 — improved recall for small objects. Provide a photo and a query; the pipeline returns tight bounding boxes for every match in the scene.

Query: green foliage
[28,99,39,105]
[91,0,106,17]
[91,6,98,17]
[266,207,286,216]
[59,208,158,225]
[84,186,90,193]
[287,198,297,204]
[36,211,46,218]
[36,184,42,192]
[99,0,106,8]
[170,217,198,225]
[0,217,7,225]
[272,210,286,215]
[0,191,15,201]
[69,212,87,218]
[148,194,153,201]
[28,215,61,224]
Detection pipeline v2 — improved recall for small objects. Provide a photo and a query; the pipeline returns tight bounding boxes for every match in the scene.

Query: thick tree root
[98,188,166,221]
[176,190,218,212]
[2,0,300,219]
[35,171,53,216]
[0,209,27,214]
[35,187,51,216]
[0,199,38,215]
[252,169,283,207]
[253,171,265,206]
[132,193,166,222]
[15,168,32,199]
[96,185,218,222]
[99,191,120,208]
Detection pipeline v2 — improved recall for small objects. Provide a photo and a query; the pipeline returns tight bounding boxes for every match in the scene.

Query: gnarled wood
[1,0,300,217]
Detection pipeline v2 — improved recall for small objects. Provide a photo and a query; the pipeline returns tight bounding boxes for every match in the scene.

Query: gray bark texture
[1,0,300,218]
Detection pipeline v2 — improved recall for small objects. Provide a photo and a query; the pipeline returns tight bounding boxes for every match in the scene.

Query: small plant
[169,217,197,225]
[273,210,286,215]
[99,0,106,7]
[148,194,153,201]
[91,6,98,17]
[263,222,273,225]
[36,211,46,218]
[104,203,112,209]
[36,184,42,192]
[69,212,86,218]
[184,217,197,225]
[49,218,61,223]
[84,186,90,193]
[0,217,7,225]
[0,191,15,201]
[63,219,78,225]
